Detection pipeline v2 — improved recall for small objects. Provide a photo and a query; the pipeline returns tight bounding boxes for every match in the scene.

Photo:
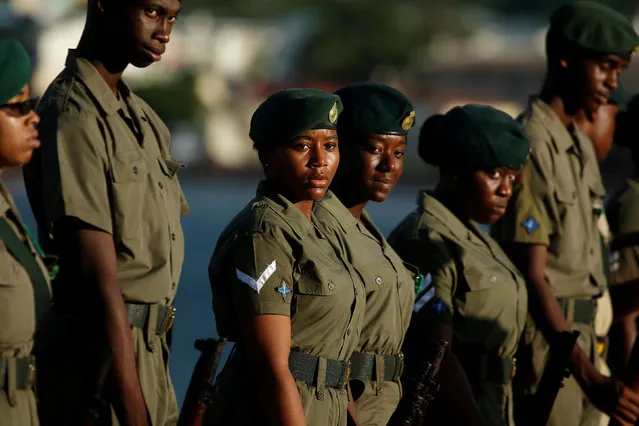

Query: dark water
[5,175,430,407]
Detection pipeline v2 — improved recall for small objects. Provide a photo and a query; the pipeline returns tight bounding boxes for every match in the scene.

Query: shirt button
[346,328,351,336]
[375,277,383,285]
[355,289,359,297]
[159,182,164,189]
[172,282,176,290]
[171,233,176,241]
[490,276,497,283]
[132,166,138,175]
[328,282,335,291]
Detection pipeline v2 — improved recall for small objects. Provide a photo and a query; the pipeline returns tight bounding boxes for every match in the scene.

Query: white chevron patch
[236,260,277,294]
[413,273,434,313]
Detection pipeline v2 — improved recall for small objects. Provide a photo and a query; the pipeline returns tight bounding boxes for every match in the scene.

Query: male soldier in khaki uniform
[492,2,639,425]
[313,83,416,425]
[22,1,187,425]
[0,40,52,426]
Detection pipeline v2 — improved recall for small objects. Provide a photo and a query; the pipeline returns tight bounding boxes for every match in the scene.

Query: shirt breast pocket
[111,151,148,240]
[293,262,352,317]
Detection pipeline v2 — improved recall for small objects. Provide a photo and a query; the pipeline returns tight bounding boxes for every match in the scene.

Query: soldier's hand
[587,376,639,425]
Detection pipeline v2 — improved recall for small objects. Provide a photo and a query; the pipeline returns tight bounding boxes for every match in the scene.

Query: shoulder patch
[521,216,540,234]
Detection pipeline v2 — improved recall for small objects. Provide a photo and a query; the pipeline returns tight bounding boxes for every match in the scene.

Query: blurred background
[3,0,639,408]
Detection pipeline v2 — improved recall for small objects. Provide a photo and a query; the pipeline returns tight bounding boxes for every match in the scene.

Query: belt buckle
[165,306,176,333]
[511,357,517,379]
[398,352,405,378]
[343,359,351,387]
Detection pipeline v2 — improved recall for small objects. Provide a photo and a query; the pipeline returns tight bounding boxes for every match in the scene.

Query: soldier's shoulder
[38,69,101,121]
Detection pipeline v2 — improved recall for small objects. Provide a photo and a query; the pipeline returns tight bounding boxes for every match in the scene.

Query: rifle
[76,347,113,426]
[523,330,579,426]
[178,337,227,426]
[388,339,448,426]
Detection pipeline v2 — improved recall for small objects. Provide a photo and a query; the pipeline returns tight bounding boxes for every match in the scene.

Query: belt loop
[146,304,158,352]
[374,354,384,395]
[7,357,17,407]
[316,357,327,400]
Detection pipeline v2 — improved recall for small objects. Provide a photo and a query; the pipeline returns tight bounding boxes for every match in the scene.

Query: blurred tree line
[187,0,639,81]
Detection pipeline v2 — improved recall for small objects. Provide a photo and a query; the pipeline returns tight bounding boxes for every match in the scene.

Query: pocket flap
[111,152,147,183]
[296,264,347,296]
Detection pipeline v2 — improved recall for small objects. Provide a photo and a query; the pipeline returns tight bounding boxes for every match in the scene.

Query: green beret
[548,1,639,56]
[334,82,415,139]
[419,104,530,170]
[0,40,31,105]
[249,88,343,149]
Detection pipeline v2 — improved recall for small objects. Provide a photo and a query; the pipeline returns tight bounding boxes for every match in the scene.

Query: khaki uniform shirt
[492,98,606,299]
[0,181,51,357]
[389,193,528,426]
[207,182,365,426]
[314,192,414,355]
[23,50,188,305]
[607,178,639,286]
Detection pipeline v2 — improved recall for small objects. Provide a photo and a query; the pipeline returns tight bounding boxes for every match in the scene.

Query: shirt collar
[65,50,141,118]
[255,180,315,238]
[528,97,585,155]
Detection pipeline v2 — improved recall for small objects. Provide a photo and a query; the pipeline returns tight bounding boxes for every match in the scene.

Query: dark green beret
[548,1,639,56]
[0,40,31,105]
[334,82,415,139]
[249,88,343,149]
[419,104,530,170]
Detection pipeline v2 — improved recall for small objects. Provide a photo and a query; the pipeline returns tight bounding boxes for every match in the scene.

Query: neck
[294,200,314,220]
[332,185,367,221]
[539,77,580,127]
[433,186,469,225]
[76,26,128,95]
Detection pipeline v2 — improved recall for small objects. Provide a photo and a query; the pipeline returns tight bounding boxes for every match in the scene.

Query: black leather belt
[125,303,175,335]
[349,352,403,382]
[0,356,35,390]
[288,350,351,389]
[557,297,595,324]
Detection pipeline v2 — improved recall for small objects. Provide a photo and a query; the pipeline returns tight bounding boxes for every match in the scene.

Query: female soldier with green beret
[387,105,530,426]
[313,82,416,425]
[0,40,52,426]
[205,88,366,426]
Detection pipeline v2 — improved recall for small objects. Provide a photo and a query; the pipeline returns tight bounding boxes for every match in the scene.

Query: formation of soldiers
[3,0,639,425]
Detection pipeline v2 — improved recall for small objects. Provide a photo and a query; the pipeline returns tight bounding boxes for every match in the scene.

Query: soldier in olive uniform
[22,1,187,425]
[313,82,416,425]
[606,94,639,377]
[491,3,639,425]
[388,105,530,426]
[205,89,366,426]
[0,39,52,426]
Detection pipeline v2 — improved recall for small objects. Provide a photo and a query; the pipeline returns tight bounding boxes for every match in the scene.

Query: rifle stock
[178,337,227,426]
[388,339,448,426]
[524,330,579,426]
[76,347,113,426]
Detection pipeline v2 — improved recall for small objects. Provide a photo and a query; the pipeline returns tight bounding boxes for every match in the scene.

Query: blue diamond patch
[521,216,540,234]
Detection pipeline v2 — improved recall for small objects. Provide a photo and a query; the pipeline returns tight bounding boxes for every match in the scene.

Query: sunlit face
[457,167,519,225]
[263,129,340,203]
[0,84,40,169]
[565,54,629,116]
[103,0,181,67]
[340,133,406,202]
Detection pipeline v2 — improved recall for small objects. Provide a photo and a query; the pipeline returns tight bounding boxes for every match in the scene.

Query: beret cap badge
[402,111,416,131]
[329,103,339,124]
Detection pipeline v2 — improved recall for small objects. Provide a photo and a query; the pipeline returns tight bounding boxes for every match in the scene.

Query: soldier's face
[264,129,340,203]
[566,54,628,116]
[460,168,518,225]
[110,0,181,68]
[0,85,40,169]
[344,133,406,203]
